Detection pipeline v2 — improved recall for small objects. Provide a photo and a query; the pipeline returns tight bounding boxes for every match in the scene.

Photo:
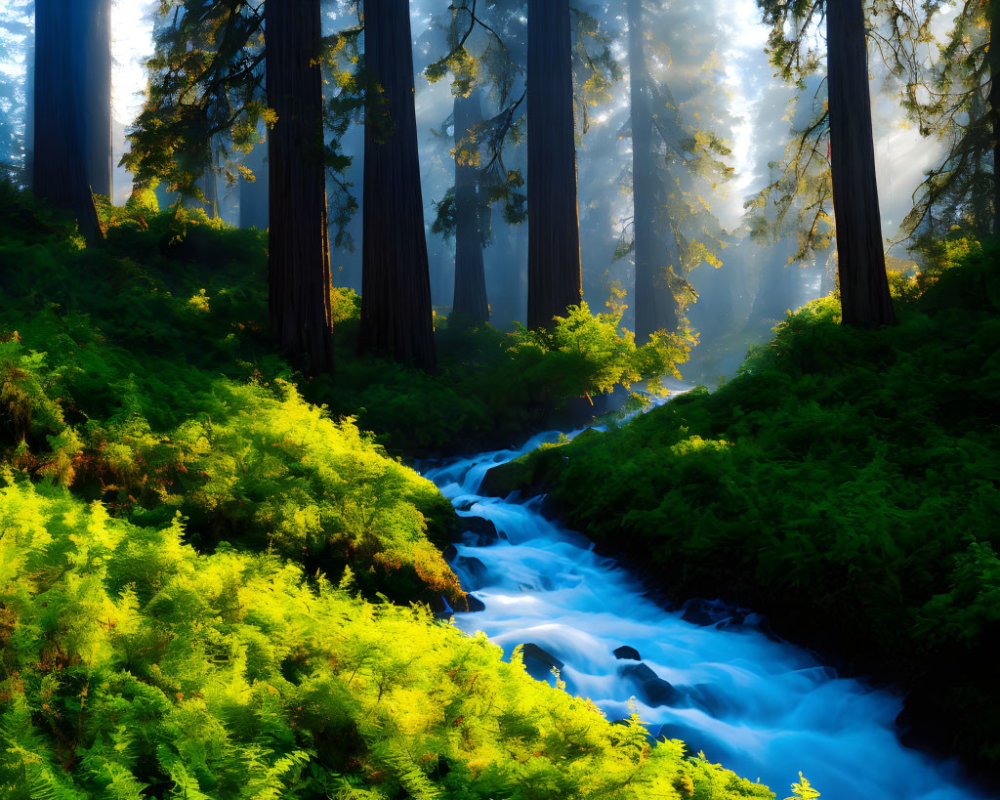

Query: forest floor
[481,238,1000,780]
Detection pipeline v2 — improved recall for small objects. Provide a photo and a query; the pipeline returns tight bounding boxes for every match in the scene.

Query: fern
[785,772,820,800]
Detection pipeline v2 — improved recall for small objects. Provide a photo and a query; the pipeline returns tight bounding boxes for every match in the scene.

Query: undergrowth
[0,184,457,607]
[494,240,1000,769]
[0,480,773,800]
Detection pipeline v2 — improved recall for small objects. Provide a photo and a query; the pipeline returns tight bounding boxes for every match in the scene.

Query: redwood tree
[526,0,582,330]
[827,0,894,326]
[359,0,436,370]
[754,0,925,327]
[33,0,103,242]
[266,0,335,374]
[82,0,113,201]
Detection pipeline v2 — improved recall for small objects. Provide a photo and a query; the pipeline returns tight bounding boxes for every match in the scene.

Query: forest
[0,0,998,798]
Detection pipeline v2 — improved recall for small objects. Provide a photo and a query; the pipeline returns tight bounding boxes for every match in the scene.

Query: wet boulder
[680,598,734,627]
[452,555,490,589]
[464,594,486,612]
[479,459,529,498]
[621,663,681,706]
[519,643,564,682]
[456,515,501,546]
[479,442,578,499]
[682,683,730,718]
[613,645,642,661]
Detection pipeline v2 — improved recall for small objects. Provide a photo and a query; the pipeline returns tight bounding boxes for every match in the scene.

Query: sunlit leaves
[507,301,695,399]
[0,477,772,799]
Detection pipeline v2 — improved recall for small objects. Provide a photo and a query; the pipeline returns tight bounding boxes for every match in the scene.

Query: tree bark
[359,0,436,370]
[82,0,113,201]
[33,0,102,243]
[827,0,894,326]
[266,0,335,375]
[989,6,1000,236]
[452,88,490,325]
[627,0,679,341]
[527,0,582,330]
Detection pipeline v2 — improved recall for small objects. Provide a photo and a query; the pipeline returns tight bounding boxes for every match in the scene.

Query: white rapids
[424,430,994,800]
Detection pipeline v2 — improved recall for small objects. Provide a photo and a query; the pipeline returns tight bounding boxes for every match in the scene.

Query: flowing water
[424,430,993,800]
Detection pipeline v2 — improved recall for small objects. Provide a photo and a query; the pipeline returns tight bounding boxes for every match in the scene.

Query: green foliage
[784,773,820,800]
[315,300,693,454]
[0,182,767,799]
[506,302,695,399]
[0,184,460,608]
[899,1,999,242]
[0,456,773,799]
[505,242,1000,766]
[0,179,695,600]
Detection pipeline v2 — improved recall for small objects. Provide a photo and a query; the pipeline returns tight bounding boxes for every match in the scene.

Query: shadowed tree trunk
[82,0,113,201]
[452,87,490,325]
[627,0,679,342]
[827,0,894,326]
[527,0,582,330]
[266,0,334,375]
[990,8,1000,236]
[33,0,102,243]
[359,0,436,370]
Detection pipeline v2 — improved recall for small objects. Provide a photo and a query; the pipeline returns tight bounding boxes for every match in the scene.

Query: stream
[424,430,993,800]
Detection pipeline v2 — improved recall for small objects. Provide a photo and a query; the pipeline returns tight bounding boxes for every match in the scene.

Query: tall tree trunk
[452,87,490,325]
[827,0,894,326]
[359,0,436,370]
[989,6,1000,236]
[627,0,678,341]
[82,0,113,201]
[266,0,334,375]
[33,0,102,243]
[241,126,269,230]
[527,0,582,330]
